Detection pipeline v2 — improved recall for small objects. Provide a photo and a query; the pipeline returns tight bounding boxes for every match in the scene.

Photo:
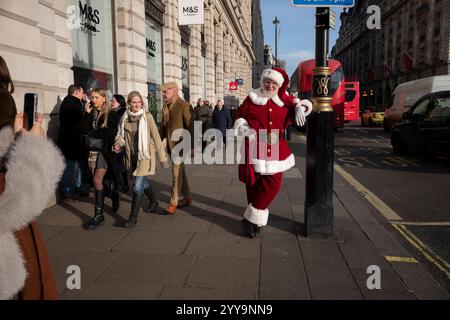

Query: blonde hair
[127,91,145,107]
[91,88,111,128]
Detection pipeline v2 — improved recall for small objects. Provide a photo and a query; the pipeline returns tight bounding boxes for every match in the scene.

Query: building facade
[331,0,450,109]
[0,0,255,133]
[251,0,265,89]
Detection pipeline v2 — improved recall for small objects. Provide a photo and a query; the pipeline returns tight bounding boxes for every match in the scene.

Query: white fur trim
[249,88,268,106]
[0,127,14,157]
[294,98,313,117]
[244,203,269,227]
[0,131,65,299]
[233,118,250,137]
[252,153,295,175]
[249,88,284,107]
[261,69,284,87]
[271,94,284,107]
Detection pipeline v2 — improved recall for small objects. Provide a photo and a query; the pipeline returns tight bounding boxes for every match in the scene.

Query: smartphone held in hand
[24,93,38,130]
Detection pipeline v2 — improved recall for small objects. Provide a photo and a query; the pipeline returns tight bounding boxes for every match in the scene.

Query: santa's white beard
[261,88,277,99]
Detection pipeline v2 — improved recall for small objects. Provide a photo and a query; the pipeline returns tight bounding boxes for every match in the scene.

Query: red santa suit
[234,68,312,228]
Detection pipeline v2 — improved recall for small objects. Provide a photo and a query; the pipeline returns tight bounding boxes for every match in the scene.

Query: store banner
[178,0,204,25]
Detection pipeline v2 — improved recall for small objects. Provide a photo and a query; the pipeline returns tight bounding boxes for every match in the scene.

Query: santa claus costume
[234,67,313,238]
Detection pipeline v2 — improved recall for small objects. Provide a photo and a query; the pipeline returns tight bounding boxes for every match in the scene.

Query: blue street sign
[292,0,355,7]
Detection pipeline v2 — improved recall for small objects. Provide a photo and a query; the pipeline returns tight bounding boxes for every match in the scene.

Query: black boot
[84,190,105,230]
[120,171,129,193]
[125,192,143,228]
[105,179,120,212]
[241,219,261,238]
[111,190,120,212]
[143,185,158,213]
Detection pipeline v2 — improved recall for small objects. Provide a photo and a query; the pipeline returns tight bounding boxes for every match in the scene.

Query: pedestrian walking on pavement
[234,68,313,238]
[111,94,130,193]
[194,97,213,150]
[212,99,232,145]
[57,84,88,201]
[81,88,122,230]
[113,91,169,228]
[160,82,195,215]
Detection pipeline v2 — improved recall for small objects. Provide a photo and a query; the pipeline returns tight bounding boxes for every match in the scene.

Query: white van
[384,75,450,130]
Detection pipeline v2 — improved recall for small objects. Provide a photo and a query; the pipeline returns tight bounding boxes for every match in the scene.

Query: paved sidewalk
[38,133,450,300]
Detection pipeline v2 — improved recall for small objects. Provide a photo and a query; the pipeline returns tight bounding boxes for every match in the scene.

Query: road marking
[395,221,450,226]
[385,256,418,264]
[334,164,403,221]
[392,224,450,278]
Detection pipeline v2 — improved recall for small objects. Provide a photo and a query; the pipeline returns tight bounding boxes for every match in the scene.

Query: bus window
[330,66,344,96]
[345,90,356,102]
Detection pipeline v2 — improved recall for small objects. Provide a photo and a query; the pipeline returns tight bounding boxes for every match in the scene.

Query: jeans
[133,176,152,194]
[60,159,83,197]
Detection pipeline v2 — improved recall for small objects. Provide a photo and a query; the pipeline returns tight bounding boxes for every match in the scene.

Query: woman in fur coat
[0,112,64,299]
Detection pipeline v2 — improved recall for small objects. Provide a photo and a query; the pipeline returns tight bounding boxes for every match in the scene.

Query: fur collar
[249,88,284,107]
[0,127,14,157]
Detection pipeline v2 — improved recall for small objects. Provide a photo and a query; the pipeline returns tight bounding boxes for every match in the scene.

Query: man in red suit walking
[234,67,313,238]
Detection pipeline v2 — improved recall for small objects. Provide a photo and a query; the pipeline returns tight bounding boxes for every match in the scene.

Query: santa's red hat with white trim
[260,67,291,103]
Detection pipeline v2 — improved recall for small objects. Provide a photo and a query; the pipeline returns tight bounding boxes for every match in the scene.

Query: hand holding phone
[13,112,44,137]
[85,100,92,113]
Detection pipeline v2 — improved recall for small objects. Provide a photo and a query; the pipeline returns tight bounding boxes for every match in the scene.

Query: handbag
[85,135,104,151]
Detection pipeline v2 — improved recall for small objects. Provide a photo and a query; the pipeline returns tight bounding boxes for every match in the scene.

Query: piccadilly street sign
[292,0,355,7]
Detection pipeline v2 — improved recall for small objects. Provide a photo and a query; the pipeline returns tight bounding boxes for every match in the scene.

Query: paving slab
[97,253,197,286]
[144,215,213,233]
[185,256,259,291]
[45,226,130,251]
[112,230,194,254]
[260,260,310,300]
[261,233,302,263]
[184,233,260,259]
[61,282,164,300]
[159,286,257,300]
[48,248,121,282]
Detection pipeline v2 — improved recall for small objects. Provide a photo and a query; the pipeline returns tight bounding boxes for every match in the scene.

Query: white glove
[239,125,256,141]
[295,99,313,127]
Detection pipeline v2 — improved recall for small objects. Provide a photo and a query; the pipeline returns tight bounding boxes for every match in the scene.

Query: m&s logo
[182,6,199,15]
[66,1,101,34]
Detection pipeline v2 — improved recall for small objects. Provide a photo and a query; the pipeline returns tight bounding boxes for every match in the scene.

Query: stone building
[0,0,255,137]
[331,0,450,109]
[251,0,265,88]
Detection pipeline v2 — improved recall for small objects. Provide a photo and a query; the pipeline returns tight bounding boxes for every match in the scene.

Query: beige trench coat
[116,112,168,176]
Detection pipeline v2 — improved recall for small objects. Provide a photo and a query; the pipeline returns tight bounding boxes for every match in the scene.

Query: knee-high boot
[125,192,143,228]
[143,184,159,213]
[84,189,105,230]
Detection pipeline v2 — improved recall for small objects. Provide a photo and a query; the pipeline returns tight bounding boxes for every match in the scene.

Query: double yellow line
[334,163,450,279]
[392,223,450,278]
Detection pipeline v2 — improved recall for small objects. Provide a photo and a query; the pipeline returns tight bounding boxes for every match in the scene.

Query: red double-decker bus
[296,59,345,129]
[344,80,360,122]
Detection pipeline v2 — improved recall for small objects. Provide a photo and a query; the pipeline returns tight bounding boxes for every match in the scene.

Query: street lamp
[273,16,280,66]
[305,8,334,238]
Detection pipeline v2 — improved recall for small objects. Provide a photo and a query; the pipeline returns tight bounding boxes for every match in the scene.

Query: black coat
[0,87,17,130]
[81,110,122,187]
[57,95,84,160]
[212,107,232,135]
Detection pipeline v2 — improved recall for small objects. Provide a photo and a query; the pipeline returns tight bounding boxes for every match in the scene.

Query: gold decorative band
[313,67,331,76]
[311,97,333,112]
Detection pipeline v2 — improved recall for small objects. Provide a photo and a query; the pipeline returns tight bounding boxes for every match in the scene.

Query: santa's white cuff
[244,203,269,227]
[234,118,249,137]
[294,98,313,117]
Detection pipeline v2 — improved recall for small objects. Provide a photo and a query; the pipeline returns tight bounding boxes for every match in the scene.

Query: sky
[260,0,344,77]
